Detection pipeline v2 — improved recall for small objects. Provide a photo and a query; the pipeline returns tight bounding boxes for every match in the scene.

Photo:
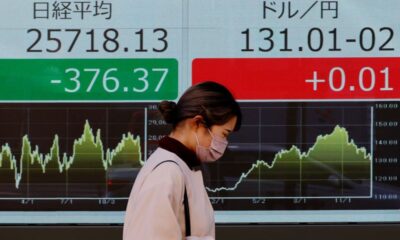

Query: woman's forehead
[212,116,237,131]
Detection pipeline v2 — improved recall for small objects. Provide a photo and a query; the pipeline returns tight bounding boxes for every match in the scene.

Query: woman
[123,81,242,240]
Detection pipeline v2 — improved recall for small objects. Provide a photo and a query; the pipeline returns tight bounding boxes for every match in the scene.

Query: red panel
[192,58,400,100]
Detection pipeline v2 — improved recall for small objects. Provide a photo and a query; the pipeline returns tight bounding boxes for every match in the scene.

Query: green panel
[0,58,178,101]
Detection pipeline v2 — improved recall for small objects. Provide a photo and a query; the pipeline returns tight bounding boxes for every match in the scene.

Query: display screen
[0,0,399,224]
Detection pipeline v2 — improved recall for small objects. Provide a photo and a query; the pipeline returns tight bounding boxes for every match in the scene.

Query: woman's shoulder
[139,147,186,182]
[144,147,191,172]
[139,156,185,197]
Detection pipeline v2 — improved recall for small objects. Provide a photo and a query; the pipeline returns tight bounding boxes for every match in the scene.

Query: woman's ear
[191,115,205,129]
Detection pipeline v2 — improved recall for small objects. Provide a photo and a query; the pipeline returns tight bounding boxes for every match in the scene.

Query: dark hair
[158,81,242,131]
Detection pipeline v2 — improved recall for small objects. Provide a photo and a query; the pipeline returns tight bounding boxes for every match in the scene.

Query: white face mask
[194,128,228,162]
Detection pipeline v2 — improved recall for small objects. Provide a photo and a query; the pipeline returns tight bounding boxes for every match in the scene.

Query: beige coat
[123,147,215,240]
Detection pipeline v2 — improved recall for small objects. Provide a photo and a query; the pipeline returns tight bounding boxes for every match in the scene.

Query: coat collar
[158,136,202,171]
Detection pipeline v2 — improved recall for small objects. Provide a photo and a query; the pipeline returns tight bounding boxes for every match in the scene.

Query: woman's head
[159,81,241,130]
[158,81,242,162]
